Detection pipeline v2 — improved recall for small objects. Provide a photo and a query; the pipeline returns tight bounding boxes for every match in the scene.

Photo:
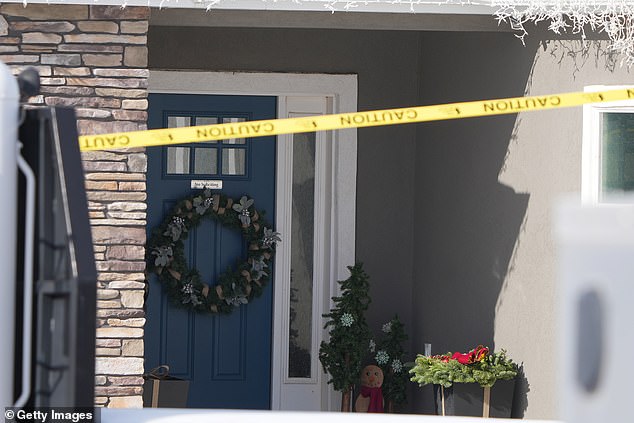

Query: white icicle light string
[491,0,634,65]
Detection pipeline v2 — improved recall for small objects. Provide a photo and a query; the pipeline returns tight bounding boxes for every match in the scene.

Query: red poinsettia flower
[451,352,471,364]
[450,345,489,365]
[472,345,489,362]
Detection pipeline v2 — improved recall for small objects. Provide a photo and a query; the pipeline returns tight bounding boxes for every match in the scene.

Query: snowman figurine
[354,364,384,413]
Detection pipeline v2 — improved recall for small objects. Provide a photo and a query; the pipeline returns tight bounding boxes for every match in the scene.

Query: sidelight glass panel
[600,113,634,200]
[221,149,246,175]
[288,131,316,379]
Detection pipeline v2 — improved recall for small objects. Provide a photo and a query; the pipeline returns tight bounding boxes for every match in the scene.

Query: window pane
[601,113,634,200]
[195,117,219,143]
[221,149,246,175]
[168,116,191,128]
[166,116,191,174]
[222,117,246,144]
[194,148,218,174]
[166,147,190,174]
[288,131,316,379]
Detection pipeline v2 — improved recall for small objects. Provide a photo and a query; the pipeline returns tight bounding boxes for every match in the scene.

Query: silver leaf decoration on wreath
[261,227,282,249]
[181,282,202,306]
[164,216,187,241]
[224,282,249,307]
[250,256,268,281]
[232,196,254,226]
[151,245,173,267]
[193,195,214,215]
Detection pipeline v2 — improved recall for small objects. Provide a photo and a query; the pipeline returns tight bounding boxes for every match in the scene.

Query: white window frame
[148,71,357,411]
[582,85,634,204]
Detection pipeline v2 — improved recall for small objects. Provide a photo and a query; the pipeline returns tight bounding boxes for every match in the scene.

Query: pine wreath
[146,189,281,314]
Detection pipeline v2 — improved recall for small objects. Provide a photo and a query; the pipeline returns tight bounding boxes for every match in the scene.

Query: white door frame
[148,71,358,411]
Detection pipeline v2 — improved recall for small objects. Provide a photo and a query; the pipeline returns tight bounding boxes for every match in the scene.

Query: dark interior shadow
[411,31,540,416]
[512,365,530,418]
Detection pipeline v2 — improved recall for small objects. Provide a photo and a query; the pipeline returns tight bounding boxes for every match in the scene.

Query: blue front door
[145,94,276,409]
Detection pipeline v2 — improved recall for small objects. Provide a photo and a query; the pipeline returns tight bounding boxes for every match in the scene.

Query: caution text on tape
[78,88,634,152]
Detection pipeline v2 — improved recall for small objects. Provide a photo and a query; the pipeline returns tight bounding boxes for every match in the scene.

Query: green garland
[409,348,518,388]
[146,189,281,314]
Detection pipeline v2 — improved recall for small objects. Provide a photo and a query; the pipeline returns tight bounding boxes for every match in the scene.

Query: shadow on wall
[512,365,530,418]
[412,31,540,416]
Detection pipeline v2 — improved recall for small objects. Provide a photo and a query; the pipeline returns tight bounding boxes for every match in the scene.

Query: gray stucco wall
[492,38,631,419]
[413,32,632,419]
[148,25,418,386]
[148,23,632,418]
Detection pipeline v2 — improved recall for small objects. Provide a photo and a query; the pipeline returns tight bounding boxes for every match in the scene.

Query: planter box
[433,379,515,418]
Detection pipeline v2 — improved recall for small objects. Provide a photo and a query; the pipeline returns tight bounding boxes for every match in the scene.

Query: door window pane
[166,147,190,174]
[196,117,219,143]
[288,131,316,379]
[222,149,246,175]
[166,116,191,174]
[222,117,246,144]
[168,116,191,128]
[601,113,634,200]
[194,148,218,175]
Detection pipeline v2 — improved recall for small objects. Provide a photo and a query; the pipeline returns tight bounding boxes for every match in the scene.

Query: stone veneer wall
[0,4,149,408]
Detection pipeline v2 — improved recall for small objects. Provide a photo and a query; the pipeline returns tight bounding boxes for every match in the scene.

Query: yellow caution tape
[79,88,634,151]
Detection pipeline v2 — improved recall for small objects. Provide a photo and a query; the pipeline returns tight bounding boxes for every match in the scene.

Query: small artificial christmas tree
[374,315,409,412]
[319,263,372,411]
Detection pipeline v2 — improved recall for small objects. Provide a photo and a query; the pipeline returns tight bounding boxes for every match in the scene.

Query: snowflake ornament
[340,313,355,327]
[375,350,390,366]
[369,339,376,353]
[391,358,403,373]
[382,322,392,333]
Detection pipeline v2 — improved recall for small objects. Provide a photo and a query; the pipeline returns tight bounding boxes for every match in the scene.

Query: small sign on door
[191,180,223,190]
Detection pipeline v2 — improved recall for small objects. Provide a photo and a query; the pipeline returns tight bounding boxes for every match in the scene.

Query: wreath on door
[146,189,281,314]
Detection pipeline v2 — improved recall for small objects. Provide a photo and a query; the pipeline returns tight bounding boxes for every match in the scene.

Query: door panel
[146,94,276,409]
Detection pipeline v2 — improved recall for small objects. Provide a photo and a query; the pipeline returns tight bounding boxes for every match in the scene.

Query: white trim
[275,98,333,411]
[148,71,358,411]
[582,85,634,204]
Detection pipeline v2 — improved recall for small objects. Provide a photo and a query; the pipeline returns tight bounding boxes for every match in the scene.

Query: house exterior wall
[4,5,628,415]
[148,26,419,368]
[0,4,149,408]
[494,38,632,419]
[413,32,632,419]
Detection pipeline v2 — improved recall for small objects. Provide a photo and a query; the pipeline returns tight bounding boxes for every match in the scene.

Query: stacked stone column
[0,4,149,408]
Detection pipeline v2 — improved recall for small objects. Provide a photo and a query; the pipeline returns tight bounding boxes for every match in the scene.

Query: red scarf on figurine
[359,386,384,413]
